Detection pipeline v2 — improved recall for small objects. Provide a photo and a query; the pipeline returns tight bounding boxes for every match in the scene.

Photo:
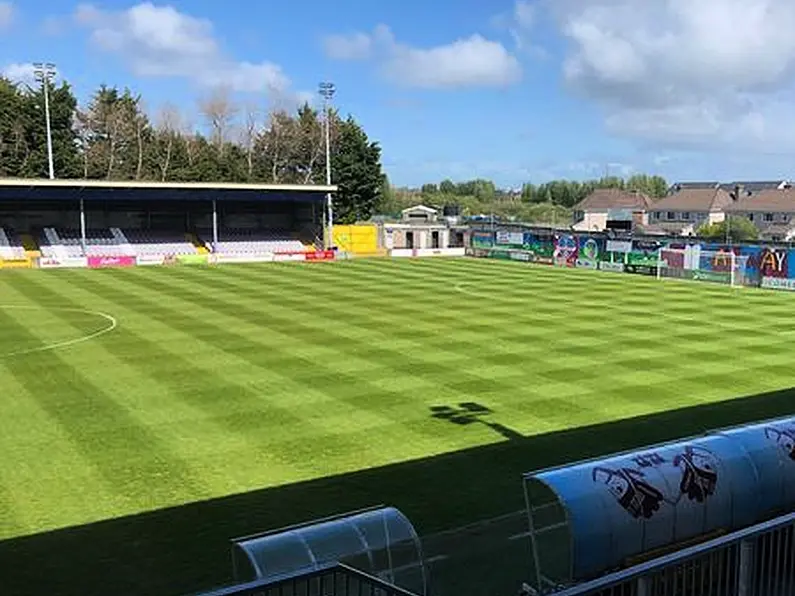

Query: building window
[748,213,755,221]
[667,212,675,220]
[681,212,691,220]
[431,231,440,248]
[784,214,790,222]
[764,213,774,222]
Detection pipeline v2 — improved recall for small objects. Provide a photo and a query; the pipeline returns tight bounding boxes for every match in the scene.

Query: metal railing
[551,510,795,596]
[197,562,421,596]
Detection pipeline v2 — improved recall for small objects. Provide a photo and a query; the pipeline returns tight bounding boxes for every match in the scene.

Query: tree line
[380,174,670,225]
[0,75,671,225]
[413,174,668,207]
[0,78,383,224]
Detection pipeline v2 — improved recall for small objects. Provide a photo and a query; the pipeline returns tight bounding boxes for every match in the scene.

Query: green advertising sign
[693,270,731,283]
[176,254,209,265]
[487,249,512,260]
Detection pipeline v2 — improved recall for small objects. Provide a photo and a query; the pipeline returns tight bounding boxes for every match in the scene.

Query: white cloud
[554,0,795,149]
[491,1,546,58]
[324,24,521,89]
[74,3,292,96]
[322,32,372,60]
[509,1,536,52]
[2,63,36,86]
[0,2,13,29]
[384,34,521,89]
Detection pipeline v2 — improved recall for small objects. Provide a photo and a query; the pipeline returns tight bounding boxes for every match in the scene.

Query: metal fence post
[738,539,755,596]
[636,576,651,596]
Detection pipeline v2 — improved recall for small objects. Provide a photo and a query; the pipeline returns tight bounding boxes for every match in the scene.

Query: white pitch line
[0,305,118,358]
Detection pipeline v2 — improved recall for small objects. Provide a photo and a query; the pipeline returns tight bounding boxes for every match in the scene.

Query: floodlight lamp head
[318,82,336,99]
[32,62,57,80]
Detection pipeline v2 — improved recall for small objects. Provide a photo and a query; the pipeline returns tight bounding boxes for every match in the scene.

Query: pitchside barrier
[468,229,795,294]
[0,244,467,273]
[390,248,466,258]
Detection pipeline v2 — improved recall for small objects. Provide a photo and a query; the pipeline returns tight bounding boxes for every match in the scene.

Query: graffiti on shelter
[673,446,718,503]
[593,444,719,518]
[592,466,664,519]
[765,426,795,461]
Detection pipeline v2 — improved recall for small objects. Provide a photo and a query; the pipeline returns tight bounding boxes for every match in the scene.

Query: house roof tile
[725,189,795,213]
[650,188,733,212]
[574,188,652,211]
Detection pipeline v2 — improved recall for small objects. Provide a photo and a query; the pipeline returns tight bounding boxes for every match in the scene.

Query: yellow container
[333,224,378,254]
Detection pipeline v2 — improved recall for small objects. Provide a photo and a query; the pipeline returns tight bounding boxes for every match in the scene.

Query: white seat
[122,229,197,256]
[0,228,26,259]
[212,230,307,255]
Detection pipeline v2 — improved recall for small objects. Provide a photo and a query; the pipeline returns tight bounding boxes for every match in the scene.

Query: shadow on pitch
[430,402,525,441]
[2,386,795,596]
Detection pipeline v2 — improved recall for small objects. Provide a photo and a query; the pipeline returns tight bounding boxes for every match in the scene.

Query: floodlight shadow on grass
[430,402,523,440]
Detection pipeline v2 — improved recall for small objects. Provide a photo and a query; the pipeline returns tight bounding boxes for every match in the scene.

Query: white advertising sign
[38,257,88,269]
[761,277,795,291]
[496,231,523,245]
[272,253,305,262]
[136,255,165,266]
[211,253,275,264]
[606,240,633,254]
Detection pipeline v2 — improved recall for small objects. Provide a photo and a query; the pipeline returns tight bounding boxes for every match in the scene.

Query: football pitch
[2,258,795,595]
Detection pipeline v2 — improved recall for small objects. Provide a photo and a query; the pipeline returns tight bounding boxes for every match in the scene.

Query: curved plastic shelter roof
[231,506,426,595]
[522,415,795,591]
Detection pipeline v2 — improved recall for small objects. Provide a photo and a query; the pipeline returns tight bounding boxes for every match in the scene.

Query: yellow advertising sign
[0,258,32,269]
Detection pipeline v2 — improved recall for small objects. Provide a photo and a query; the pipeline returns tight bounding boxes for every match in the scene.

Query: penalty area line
[0,305,118,358]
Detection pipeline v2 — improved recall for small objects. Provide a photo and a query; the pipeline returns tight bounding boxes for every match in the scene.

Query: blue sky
[4,0,795,188]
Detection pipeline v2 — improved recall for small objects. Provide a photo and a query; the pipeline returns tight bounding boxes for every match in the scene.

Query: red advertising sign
[305,250,336,261]
[87,255,136,269]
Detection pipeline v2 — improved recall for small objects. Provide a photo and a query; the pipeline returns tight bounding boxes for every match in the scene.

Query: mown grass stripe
[1,277,210,514]
[111,269,475,444]
[157,266,541,404]
[3,258,795,568]
[68,269,462,475]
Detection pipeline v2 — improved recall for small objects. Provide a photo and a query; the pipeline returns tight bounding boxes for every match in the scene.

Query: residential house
[572,189,652,232]
[647,187,734,236]
[724,189,795,241]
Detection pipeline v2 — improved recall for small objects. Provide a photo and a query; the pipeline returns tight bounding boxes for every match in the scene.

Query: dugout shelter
[230,506,427,595]
[523,414,795,591]
[0,178,337,263]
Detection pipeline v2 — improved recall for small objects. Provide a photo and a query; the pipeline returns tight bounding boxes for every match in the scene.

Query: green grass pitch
[2,258,795,595]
